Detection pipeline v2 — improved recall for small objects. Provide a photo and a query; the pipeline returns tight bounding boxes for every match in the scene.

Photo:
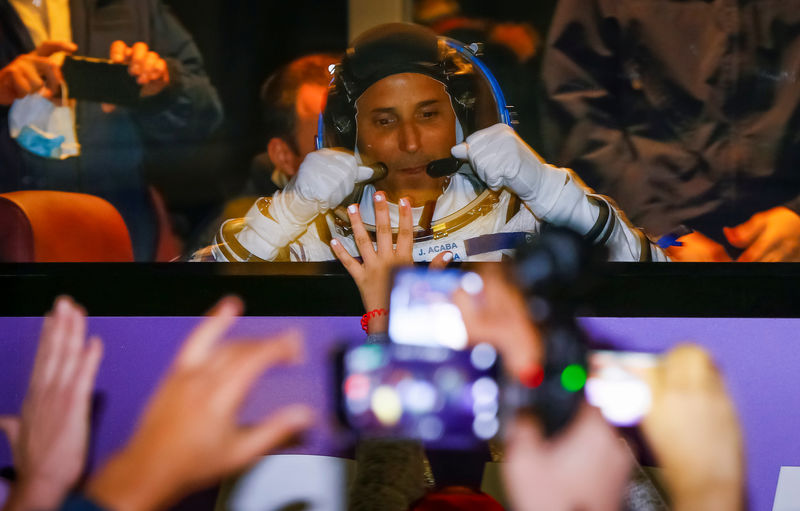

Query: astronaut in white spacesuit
[209,23,667,264]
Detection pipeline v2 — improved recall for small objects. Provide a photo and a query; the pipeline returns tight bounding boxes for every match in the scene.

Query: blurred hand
[109,41,170,97]
[724,206,800,262]
[665,231,732,262]
[489,22,539,62]
[503,404,631,511]
[330,192,451,334]
[0,41,77,105]
[642,344,744,511]
[451,264,542,382]
[0,296,103,511]
[86,297,314,511]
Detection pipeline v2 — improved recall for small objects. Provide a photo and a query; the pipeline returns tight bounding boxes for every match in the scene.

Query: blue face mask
[8,90,80,160]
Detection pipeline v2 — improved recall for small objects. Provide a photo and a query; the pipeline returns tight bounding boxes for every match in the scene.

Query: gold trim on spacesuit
[334,189,506,243]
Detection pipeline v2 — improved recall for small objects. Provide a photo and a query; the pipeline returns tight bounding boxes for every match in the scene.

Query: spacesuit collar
[358,172,483,228]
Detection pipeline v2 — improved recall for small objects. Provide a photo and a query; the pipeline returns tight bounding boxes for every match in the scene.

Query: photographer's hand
[330,192,451,334]
[451,265,542,381]
[0,297,102,511]
[503,404,631,511]
[642,345,744,511]
[86,297,313,511]
[109,41,170,97]
[0,41,76,105]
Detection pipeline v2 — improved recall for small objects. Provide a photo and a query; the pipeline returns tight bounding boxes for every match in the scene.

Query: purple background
[1,316,799,511]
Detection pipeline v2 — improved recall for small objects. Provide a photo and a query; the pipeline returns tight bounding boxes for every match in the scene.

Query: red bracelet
[361,308,388,333]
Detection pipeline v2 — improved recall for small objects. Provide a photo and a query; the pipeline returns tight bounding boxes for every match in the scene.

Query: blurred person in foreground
[452,265,745,511]
[0,0,223,260]
[543,0,800,262]
[246,54,340,201]
[1,291,743,511]
[334,207,742,509]
[208,23,668,264]
[0,296,313,511]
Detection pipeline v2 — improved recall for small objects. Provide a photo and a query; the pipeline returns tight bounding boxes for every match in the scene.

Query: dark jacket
[0,0,223,259]
[542,0,800,241]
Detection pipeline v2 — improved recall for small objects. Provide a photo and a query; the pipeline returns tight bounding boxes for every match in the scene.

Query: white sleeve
[211,194,312,262]
[522,166,669,262]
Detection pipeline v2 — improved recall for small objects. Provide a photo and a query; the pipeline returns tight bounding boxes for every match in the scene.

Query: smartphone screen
[388,267,483,350]
[338,343,501,450]
[61,56,141,105]
[584,350,658,427]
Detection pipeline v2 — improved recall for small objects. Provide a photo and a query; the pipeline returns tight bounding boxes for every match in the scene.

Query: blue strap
[464,232,530,256]
[656,233,683,249]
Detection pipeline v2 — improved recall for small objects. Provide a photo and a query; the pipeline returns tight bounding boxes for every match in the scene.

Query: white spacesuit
[209,24,667,263]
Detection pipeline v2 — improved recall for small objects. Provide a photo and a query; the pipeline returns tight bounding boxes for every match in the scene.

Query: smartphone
[388,267,483,350]
[585,350,658,427]
[61,56,141,105]
[335,342,502,450]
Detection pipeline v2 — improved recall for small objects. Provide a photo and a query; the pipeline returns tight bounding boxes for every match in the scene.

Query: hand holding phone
[336,342,501,450]
[108,41,170,97]
[640,345,744,511]
[0,41,76,105]
[61,56,140,105]
[585,350,658,427]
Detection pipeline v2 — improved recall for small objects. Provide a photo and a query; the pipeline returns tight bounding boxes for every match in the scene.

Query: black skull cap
[339,22,447,102]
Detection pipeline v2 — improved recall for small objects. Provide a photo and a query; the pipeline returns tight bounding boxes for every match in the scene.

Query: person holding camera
[0,0,223,260]
[452,266,745,511]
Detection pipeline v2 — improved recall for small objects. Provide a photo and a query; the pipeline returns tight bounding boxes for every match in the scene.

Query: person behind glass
[190,54,340,256]
[0,0,223,260]
[542,0,800,262]
[209,22,668,265]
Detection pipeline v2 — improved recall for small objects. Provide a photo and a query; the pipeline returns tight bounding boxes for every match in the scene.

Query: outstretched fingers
[373,192,393,256]
[230,404,314,467]
[330,238,364,281]
[429,251,453,270]
[176,296,243,368]
[395,197,414,260]
[347,203,376,263]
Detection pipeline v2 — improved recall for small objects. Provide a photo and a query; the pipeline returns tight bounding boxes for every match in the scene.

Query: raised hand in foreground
[331,191,451,334]
[86,297,313,511]
[642,344,744,511]
[0,297,102,511]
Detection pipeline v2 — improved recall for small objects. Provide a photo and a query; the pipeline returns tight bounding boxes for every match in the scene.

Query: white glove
[271,148,375,228]
[292,149,376,213]
[451,123,573,219]
[235,148,374,260]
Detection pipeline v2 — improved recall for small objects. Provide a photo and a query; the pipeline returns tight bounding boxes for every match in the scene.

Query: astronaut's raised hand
[291,148,376,214]
[451,123,574,219]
